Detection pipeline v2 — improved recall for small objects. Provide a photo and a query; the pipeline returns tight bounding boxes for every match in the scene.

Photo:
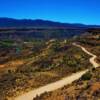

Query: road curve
[73,43,99,68]
[15,43,99,100]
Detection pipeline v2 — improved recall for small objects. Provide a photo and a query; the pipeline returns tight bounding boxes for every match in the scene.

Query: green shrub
[81,72,92,80]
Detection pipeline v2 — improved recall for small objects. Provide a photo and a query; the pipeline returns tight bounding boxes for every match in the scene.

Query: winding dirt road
[73,43,99,68]
[15,43,99,100]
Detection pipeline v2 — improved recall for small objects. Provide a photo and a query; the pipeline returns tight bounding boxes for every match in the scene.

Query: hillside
[0,28,100,100]
[78,29,100,63]
[34,30,100,100]
[0,39,91,100]
[34,67,100,100]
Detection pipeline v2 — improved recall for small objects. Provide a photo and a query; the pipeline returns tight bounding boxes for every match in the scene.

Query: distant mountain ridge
[0,17,100,28]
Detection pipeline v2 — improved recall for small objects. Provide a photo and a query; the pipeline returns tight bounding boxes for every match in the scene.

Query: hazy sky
[0,0,100,25]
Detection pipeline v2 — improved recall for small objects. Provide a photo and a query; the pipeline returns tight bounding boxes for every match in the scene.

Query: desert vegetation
[78,29,100,63]
[34,30,100,100]
[0,38,91,100]
[34,67,100,100]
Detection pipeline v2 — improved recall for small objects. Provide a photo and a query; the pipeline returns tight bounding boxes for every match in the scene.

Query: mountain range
[0,17,100,28]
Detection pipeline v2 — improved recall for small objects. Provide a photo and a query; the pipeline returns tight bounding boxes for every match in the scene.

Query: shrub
[81,72,92,80]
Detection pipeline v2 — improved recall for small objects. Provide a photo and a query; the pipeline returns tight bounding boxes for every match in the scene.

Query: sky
[0,0,100,25]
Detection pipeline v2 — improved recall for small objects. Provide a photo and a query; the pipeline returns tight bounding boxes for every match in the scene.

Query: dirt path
[15,43,99,100]
[73,43,99,68]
